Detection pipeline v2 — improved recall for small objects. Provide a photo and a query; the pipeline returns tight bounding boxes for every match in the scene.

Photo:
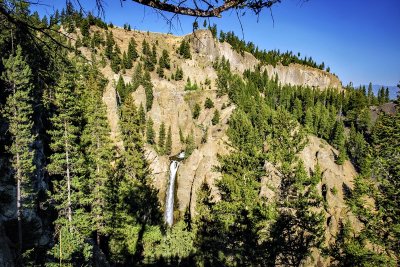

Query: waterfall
[165,160,180,226]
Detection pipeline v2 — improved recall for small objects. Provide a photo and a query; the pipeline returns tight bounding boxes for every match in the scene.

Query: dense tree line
[217,29,328,70]
[0,1,399,266]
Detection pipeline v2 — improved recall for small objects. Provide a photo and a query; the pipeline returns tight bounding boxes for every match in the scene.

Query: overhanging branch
[130,0,281,17]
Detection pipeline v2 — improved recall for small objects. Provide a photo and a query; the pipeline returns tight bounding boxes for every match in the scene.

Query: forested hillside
[0,2,399,266]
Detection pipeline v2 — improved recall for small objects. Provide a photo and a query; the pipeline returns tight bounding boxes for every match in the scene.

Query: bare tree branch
[129,0,282,18]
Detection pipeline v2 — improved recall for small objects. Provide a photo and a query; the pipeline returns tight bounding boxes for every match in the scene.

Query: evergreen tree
[159,49,171,69]
[47,68,92,264]
[367,82,374,105]
[128,37,138,62]
[204,97,214,109]
[211,109,220,125]
[193,103,201,119]
[116,75,126,103]
[158,122,166,154]
[384,87,390,102]
[151,43,157,65]
[146,117,155,144]
[105,31,115,59]
[131,63,143,91]
[165,126,172,155]
[179,40,191,59]
[304,107,314,133]
[111,94,162,263]
[175,67,184,81]
[143,70,153,111]
[81,71,114,246]
[122,51,132,69]
[2,46,36,258]
[111,51,121,73]
[138,103,146,132]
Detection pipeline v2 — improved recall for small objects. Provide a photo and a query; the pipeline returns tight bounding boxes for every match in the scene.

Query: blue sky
[33,0,400,88]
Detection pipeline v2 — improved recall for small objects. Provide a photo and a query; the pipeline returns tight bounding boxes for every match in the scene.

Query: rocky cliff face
[191,30,342,89]
[92,28,357,260]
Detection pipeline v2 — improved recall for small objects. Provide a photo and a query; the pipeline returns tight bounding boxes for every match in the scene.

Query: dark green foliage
[159,49,170,69]
[2,5,398,266]
[178,40,191,59]
[165,126,172,155]
[81,71,114,247]
[192,103,201,119]
[185,78,199,91]
[174,67,184,81]
[105,31,115,59]
[218,30,327,69]
[127,38,138,62]
[184,130,196,156]
[111,94,162,264]
[146,117,155,144]
[122,51,132,69]
[158,122,166,154]
[142,40,155,71]
[47,68,92,265]
[131,63,143,91]
[143,70,154,111]
[208,23,217,38]
[156,66,164,78]
[138,103,146,132]
[211,109,220,125]
[204,97,214,109]
[347,124,370,173]
[2,46,36,258]
[116,75,126,103]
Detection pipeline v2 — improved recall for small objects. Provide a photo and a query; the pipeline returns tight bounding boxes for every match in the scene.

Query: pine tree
[179,40,191,59]
[122,51,132,69]
[105,31,115,59]
[204,97,214,109]
[175,67,183,81]
[158,122,166,154]
[367,82,374,105]
[2,46,36,258]
[116,75,126,103]
[47,68,92,264]
[211,109,220,125]
[131,63,143,91]
[128,37,138,61]
[165,126,172,155]
[81,71,114,246]
[179,127,185,144]
[146,117,155,144]
[384,87,390,102]
[193,103,201,119]
[142,39,150,55]
[138,103,146,133]
[304,107,314,133]
[111,52,121,73]
[111,94,162,263]
[151,43,157,65]
[143,70,153,111]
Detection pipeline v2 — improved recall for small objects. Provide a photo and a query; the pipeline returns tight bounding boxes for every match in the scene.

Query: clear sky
[33,0,400,87]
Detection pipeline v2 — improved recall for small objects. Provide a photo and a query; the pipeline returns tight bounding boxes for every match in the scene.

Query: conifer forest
[0,1,399,266]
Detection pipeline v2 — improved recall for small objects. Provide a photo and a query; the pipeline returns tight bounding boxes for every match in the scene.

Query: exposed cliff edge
[190,29,342,89]
[84,27,356,265]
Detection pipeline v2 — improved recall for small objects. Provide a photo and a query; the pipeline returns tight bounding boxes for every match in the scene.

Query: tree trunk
[65,122,72,224]
[16,152,22,259]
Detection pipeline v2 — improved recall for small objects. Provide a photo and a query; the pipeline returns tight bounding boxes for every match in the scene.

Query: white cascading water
[165,160,180,226]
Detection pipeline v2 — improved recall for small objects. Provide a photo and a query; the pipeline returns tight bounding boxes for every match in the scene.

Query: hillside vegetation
[0,3,399,266]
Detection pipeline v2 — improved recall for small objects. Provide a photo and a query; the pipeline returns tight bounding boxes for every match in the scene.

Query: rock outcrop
[191,30,342,89]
